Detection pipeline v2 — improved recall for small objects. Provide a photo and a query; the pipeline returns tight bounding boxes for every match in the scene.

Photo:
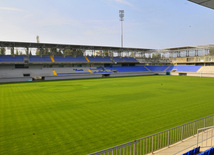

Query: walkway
[147,128,214,155]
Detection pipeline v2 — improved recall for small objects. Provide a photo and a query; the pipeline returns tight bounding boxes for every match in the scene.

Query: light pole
[119,10,124,48]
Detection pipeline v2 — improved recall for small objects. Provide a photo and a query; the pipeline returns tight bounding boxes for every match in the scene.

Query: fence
[89,114,214,155]
[197,126,214,148]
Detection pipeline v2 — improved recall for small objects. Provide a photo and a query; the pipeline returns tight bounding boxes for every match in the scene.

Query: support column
[110,51,113,57]
[50,48,54,56]
[40,47,43,56]
[205,49,209,56]
[118,51,121,57]
[26,47,29,56]
[120,51,123,57]
[169,52,172,58]
[186,50,189,57]
[62,48,66,56]
[103,50,105,57]
[11,47,14,56]
[195,50,198,57]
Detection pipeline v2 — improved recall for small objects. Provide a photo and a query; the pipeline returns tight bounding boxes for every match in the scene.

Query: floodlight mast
[119,10,124,49]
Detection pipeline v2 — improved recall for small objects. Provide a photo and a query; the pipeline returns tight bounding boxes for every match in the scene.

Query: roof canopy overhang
[164,46,196,51]
[188,0,214,10]
[0,41,153,53]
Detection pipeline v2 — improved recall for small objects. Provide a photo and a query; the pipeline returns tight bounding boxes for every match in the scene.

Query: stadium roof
[164,46,196,51]
[0,41,153,53]
[160,44,212,53]
[188,0,214,10]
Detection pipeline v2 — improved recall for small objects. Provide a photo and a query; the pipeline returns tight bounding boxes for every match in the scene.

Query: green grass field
[0,75,214,154]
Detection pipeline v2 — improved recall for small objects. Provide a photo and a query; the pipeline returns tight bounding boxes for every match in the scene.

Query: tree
[209,48,214,56]
[72,49,84,57]
[40,48,44,55]
[43,48,50,55]
[15,49,19,55]
[11,47,14,55]
[17,50,19,55]
[104,51,109,57]
[36,48,45,56]
[51,48,59,55]
[36,50,40,56]
[63,49,73,56]
[152,53,161,59]
[0,47,6,55]
[62,49,84,57]
[129,52,134,57]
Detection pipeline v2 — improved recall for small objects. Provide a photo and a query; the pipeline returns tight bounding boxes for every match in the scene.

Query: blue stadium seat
[0,55,24,63]
[90,67,112,73]
[194,146,200,154]
[147,66,169,71]
[107,66,149,72]
[122,57,138,63]
[29,56,52,62]
[166,66,201,72]
[87,56,112,63]
[54,56,87,63]
[182,146,200,155]
[113,57,125,63]
[188,150,194,155]
[209,147,214,154]
[198,147,213,155]
[166,66,174,71]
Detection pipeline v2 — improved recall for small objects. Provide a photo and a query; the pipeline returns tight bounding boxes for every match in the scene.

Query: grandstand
[1,41,214,83]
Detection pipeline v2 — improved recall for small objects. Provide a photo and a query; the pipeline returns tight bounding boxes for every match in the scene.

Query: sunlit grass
[0,75,213,154]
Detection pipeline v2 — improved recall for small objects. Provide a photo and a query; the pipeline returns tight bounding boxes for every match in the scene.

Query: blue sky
[0,0,214,49]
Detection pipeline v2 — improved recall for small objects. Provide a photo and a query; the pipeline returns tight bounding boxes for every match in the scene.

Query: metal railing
[197,126,214,148]
[89,114,214,155]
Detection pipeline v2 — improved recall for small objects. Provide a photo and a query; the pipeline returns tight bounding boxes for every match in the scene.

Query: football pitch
[0,75,214,154]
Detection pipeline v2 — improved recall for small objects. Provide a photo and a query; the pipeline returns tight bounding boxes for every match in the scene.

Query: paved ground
[147,127,214,155]
[0,72,156,83]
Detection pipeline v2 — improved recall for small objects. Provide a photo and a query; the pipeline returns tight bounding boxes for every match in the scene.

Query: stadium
[1,0,214,155]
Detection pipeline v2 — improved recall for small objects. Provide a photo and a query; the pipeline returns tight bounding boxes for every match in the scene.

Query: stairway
[144,66,151,71]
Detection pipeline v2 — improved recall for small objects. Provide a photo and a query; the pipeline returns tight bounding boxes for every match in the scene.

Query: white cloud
[114,0,133,7]
[0,7,24,12]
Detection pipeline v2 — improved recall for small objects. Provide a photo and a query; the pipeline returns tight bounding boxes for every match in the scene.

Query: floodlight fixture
[119,10,124,21]
[119,10,124,48]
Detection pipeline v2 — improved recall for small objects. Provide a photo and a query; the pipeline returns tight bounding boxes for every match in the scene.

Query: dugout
[102,73,110,77]
[32,76,45,81]
[179,73,187,76]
